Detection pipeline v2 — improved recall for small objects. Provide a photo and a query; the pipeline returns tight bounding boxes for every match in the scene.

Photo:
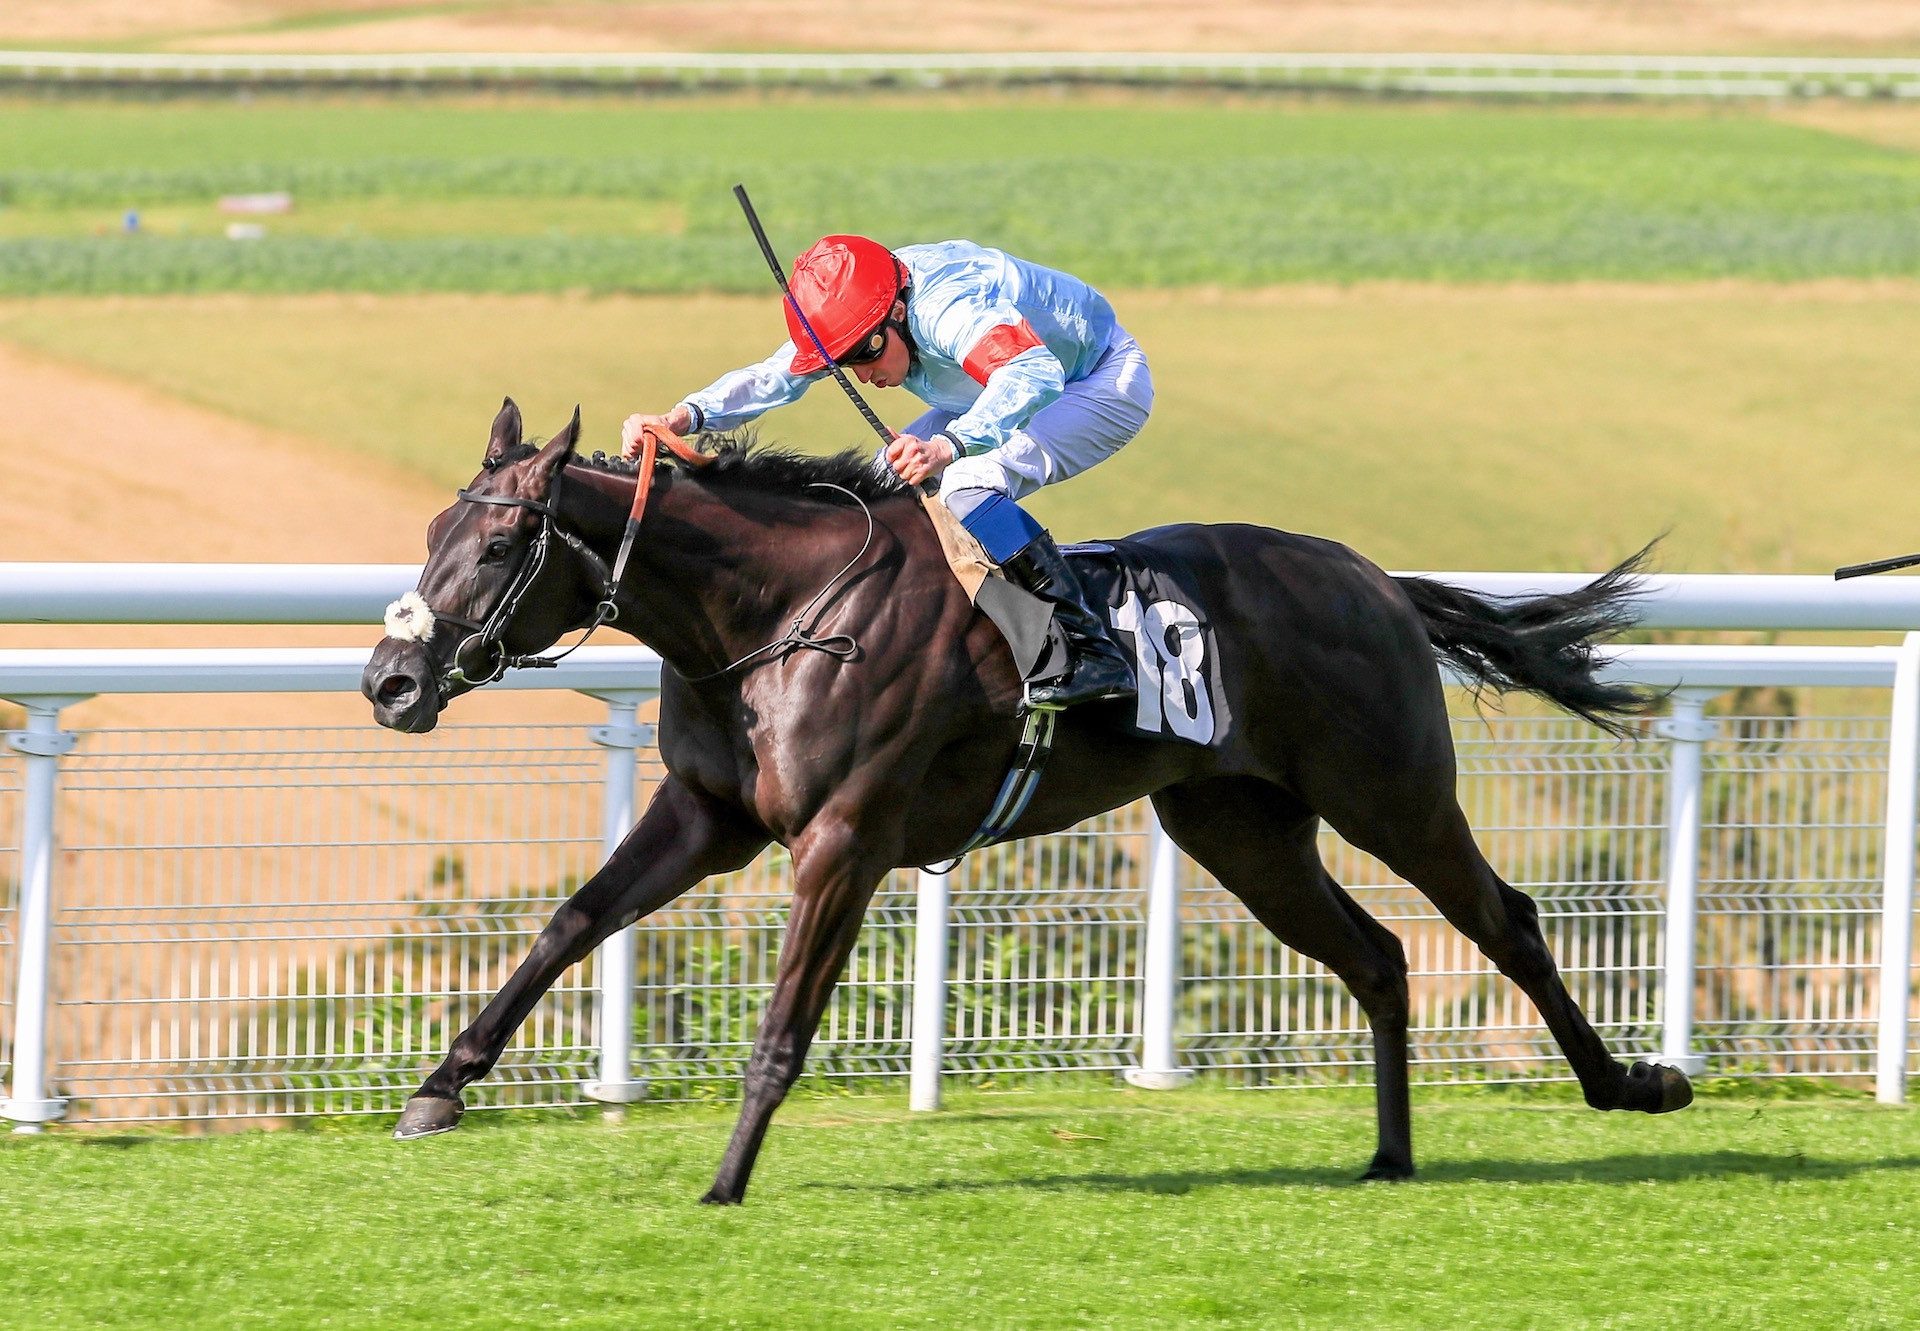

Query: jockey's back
[893,240,1119,412]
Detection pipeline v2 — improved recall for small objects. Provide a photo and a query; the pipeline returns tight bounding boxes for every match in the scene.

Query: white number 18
[1111,591,1215,745]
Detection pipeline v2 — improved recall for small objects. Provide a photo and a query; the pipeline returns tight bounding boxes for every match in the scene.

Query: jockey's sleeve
[677,341,824,433]
[943,316,1066,456]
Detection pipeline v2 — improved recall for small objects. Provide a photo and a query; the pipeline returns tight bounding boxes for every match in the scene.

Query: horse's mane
[558,430,910,505]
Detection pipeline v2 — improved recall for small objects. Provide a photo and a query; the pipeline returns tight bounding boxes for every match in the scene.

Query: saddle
[918,496,1228,748]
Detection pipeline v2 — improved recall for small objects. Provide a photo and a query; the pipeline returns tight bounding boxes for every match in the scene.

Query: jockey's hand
[885,433,956,487]
[620,406,693,460]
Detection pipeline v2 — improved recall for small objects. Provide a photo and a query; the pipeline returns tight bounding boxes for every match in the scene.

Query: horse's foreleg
[395,776,767,1138]
[702,817,887,1204]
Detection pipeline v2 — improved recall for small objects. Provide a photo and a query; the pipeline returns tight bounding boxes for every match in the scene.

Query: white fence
[4,51,1919,100]
[2,564,1918,1129]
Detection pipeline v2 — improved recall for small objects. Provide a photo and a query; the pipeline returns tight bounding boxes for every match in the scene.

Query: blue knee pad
[952,489,1044,564]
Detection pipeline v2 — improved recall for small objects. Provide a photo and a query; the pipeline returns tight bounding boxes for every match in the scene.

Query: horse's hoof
[1621,1060,1694,1115]
[393,1095,464,1140]
[1359,1156,1416,1183]
[699,1186,743,1206]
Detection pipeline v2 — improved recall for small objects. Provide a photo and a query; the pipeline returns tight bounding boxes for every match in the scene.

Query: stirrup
[1024,656,1135,711]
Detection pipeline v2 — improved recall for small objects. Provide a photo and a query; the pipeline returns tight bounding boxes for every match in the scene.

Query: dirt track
[0,336,599,732]
[5,1,1919,56]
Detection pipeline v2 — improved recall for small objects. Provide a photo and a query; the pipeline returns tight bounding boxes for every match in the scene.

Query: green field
[4,283,1914,574]
[1,1086,1915,1329]
[6,99,1920,292]
[4,95,1919,574]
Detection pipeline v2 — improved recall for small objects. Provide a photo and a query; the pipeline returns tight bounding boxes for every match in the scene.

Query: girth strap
[922,705,1059,874]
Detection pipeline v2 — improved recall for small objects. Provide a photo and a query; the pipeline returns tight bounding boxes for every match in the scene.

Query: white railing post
[909,865,951,1111]
[581,692,652,1106]
[1125,804,1194,1089]
[1653,688,1720,1076]
[2,697,84,1133]
[1877,633,1920,1104]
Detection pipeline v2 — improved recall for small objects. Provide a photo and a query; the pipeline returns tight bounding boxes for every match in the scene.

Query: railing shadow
[803,1151,1920,1196]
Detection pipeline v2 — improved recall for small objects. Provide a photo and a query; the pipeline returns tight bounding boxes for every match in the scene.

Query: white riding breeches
[915,328,1153,505]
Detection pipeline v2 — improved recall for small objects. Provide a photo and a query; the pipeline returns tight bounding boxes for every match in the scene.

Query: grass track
[4,284,1915,573]
[6,100,1920,291]
[2,1086,1917,1329]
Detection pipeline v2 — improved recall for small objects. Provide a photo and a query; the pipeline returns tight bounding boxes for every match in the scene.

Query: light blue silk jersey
[678,240,1119,456]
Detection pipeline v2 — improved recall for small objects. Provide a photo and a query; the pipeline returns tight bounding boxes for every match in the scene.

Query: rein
[434,426,871,694]
[677,481,870,683]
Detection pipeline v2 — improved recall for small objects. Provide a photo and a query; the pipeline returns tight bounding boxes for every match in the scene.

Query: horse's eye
[483,537,512,563]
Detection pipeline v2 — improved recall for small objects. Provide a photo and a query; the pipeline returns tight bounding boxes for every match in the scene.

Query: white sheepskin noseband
[383,592,436,643]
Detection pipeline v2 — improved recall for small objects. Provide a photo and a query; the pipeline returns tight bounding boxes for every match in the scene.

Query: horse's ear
[484,397,523,467]
[528,406,580,495]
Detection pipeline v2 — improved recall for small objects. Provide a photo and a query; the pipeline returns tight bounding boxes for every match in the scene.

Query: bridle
[434,477,607,693]
[431,425,708,696]
[428,425,870,697]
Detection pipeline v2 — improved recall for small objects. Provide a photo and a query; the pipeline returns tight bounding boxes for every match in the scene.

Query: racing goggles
[839,321,893,366]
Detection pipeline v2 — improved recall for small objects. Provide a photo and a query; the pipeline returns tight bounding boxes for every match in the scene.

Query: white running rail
[10,563,1920,630]
[2,51,1918,99]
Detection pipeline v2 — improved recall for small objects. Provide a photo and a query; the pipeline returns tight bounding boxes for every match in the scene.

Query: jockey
[621,235,1151,710]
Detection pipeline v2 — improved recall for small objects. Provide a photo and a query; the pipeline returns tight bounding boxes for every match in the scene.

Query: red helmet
[783,235,905,374]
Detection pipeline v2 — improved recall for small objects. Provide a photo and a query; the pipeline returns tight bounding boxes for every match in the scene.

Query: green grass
[2,1085,1916,1329]
[5,100,1920,292]
[3,283,1916,574]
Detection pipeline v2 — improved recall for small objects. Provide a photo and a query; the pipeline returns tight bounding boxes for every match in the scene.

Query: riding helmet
[783,235,907,373]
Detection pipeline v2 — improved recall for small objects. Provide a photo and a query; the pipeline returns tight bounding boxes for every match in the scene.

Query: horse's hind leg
[1342,798,1690,1116]
[394,776,767,1138]
[1152,777,1415,1180]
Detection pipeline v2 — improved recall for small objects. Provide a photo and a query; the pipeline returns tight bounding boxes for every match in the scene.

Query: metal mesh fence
[0,710,1911,1124]
[41,725,611,1121]
[1181,717,1672,1084]
[1695,717,1892,1077]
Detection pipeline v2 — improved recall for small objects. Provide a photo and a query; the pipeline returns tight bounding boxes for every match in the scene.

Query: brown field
[5,1,1920,57]
[0,336,600,734]
[1778,102,1920,153]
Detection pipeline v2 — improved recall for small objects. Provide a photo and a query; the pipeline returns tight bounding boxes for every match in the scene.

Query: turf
[1,1085,1915,1329]
[5,99,1920,292]
[3,283,1915,574]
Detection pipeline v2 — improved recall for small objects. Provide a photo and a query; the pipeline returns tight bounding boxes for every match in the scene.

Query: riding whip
[1835,552,1920,580]
[733,184,898,450]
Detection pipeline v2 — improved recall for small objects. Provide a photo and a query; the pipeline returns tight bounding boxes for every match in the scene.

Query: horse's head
[363,398,598,733]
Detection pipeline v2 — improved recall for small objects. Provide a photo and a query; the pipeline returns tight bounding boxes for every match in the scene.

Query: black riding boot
[1001,531,1136,710]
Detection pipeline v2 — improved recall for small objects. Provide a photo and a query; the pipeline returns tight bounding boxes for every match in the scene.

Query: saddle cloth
[1062,540,1232,748]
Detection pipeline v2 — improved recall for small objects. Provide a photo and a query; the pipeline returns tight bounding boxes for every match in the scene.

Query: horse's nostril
[378,675,417,704]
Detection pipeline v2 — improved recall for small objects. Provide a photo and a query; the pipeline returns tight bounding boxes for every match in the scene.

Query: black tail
[1394,543,1660,738]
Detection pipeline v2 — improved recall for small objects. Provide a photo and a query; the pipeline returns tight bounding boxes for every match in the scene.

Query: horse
[362,399,1691,1205]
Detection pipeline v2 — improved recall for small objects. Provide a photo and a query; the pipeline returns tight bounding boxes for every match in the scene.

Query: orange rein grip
[655,424,716,470]
[626,425,713,526]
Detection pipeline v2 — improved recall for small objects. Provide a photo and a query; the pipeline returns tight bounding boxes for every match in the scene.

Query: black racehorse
[362,400,1690,1204]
